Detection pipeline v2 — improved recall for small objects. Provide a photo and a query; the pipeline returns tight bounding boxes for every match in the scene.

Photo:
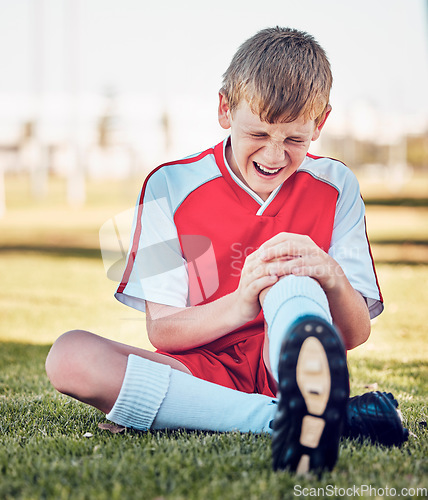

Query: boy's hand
[258,232,345,292]
[233,249,280,323]
[233,232,345,325]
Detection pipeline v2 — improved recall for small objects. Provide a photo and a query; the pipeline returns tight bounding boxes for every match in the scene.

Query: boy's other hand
[258,232,346,293]
[233,248,280,323]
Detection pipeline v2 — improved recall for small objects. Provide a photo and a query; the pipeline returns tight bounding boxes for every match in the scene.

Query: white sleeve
[114,173,189,313]
[328,170,383,319]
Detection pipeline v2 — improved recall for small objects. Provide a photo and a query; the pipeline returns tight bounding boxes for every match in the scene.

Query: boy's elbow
[147,321,174,352]
[147,322,163,350]
[148,333,166,351]
[344,322,371,351]
[145,302,187,352]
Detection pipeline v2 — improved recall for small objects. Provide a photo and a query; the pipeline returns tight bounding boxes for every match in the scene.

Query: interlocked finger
[259,233,317,262]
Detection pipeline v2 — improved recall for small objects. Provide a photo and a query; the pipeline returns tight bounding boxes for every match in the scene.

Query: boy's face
[218,95,329,201]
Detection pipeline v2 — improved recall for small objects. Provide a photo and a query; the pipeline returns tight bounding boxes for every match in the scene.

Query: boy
[46,27,407,474]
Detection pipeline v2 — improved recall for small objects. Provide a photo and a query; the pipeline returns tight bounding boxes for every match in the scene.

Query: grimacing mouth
[253,161,284,176]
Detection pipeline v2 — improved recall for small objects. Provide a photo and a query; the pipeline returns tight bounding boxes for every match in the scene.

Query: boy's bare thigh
[102,334,192,374]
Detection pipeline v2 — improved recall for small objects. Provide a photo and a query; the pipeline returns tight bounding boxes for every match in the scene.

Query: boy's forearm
[147,269,371,353]
[146,292,245,352]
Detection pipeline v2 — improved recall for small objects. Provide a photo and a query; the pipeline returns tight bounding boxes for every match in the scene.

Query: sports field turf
[0,175,427,499]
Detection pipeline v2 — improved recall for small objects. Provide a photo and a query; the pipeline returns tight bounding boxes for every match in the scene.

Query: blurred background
[1,0,428,195]
[0,0,427,350]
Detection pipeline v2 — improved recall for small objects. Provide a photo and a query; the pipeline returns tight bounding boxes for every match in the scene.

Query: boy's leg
[107,353,276,433]
[45,330,192,414]
[261,275,349,473]
[46,330,277,434]
[261,275,332,381]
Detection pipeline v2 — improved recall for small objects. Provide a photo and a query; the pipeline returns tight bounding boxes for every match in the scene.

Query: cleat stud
[331,358,346,370]
[324,337,337,347]
[280,379,292,392]
[304,324,313,333]
[279,351,297,369]
[288,332,298,343]
[280,352,288,362]
[289,397,303,410]
[315,325,323,334]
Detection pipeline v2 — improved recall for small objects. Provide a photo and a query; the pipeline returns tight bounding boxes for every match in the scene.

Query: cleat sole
[272,316,350,474]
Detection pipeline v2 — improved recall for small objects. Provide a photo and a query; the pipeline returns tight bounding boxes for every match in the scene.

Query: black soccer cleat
[343,391,409,447]
[271,315,349,475]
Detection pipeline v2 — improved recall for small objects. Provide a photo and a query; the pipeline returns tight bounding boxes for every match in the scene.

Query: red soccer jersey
[115,138,382,394]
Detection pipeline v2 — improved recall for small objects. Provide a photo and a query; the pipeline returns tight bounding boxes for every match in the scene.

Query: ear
[218,92,232,130]
[311,104,332,141]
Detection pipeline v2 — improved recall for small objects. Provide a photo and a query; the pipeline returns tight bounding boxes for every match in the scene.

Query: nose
[263,141,286,166]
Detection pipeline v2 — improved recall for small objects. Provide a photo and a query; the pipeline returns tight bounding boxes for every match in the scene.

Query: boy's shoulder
[299,153,360,197]
[141,143,223,208]
[149,146,219,180]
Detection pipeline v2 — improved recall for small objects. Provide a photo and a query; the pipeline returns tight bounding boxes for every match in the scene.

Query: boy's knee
[260,275,314,305]
[45,329,91,394]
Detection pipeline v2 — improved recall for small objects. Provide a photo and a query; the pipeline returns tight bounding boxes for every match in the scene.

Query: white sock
[106,353,170,430]
[107,354,277,433]
[262,275,332,381]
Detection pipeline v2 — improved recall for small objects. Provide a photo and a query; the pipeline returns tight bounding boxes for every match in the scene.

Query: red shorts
[156,328,277,398]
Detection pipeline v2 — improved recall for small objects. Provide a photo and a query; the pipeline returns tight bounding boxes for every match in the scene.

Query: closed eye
[250,133,269,139]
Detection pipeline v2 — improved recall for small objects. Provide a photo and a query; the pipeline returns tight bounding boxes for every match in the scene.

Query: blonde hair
[221,27,332,125]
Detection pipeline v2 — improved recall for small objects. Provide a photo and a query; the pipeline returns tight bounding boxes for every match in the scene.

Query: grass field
[0,174,427,499]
